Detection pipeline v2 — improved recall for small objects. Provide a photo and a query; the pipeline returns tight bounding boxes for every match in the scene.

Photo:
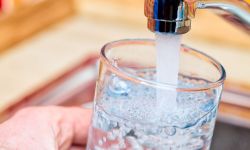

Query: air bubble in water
[164,127,176,136]
[145,127,161,135]
[110,144,120,150]
[201,124,211,134]
[126,136,144,150]
[187,138,204,149]
[112,129,120,138]
[109,76,130,95]
[107,131,116,141]
[118,139,126,149]
[109,120,118,129]
[94,146,105,150]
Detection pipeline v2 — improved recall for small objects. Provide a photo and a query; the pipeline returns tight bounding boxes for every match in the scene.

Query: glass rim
[100,39,226,92]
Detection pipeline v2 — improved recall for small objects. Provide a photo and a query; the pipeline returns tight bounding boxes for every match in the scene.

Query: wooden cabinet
[0,0,75,53]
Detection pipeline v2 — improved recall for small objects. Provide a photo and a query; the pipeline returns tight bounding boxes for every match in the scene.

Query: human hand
[0,106,92,150]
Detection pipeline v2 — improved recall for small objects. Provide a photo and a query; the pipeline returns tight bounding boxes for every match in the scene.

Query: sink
[211,121,250,150]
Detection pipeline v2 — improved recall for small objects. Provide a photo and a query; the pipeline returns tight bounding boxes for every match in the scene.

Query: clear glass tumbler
[87,39,226,150]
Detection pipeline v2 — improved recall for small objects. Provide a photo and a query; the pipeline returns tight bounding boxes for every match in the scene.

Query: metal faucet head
[145,0,196,34]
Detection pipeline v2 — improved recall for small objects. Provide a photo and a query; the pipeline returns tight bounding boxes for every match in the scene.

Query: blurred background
[0,0,249,149]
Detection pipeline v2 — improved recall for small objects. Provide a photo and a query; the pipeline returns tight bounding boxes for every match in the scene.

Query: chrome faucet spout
[145,0,250,34]
[197,0,250,33]
[144,0,195,34]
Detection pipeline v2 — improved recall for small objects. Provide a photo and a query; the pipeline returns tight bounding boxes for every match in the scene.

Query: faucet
[145,0,250,34]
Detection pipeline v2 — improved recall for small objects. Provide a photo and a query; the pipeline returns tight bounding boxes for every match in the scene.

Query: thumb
[63,107,92,145]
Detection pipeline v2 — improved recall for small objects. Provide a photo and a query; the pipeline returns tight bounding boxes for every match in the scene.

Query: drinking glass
[87,39,226,150]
